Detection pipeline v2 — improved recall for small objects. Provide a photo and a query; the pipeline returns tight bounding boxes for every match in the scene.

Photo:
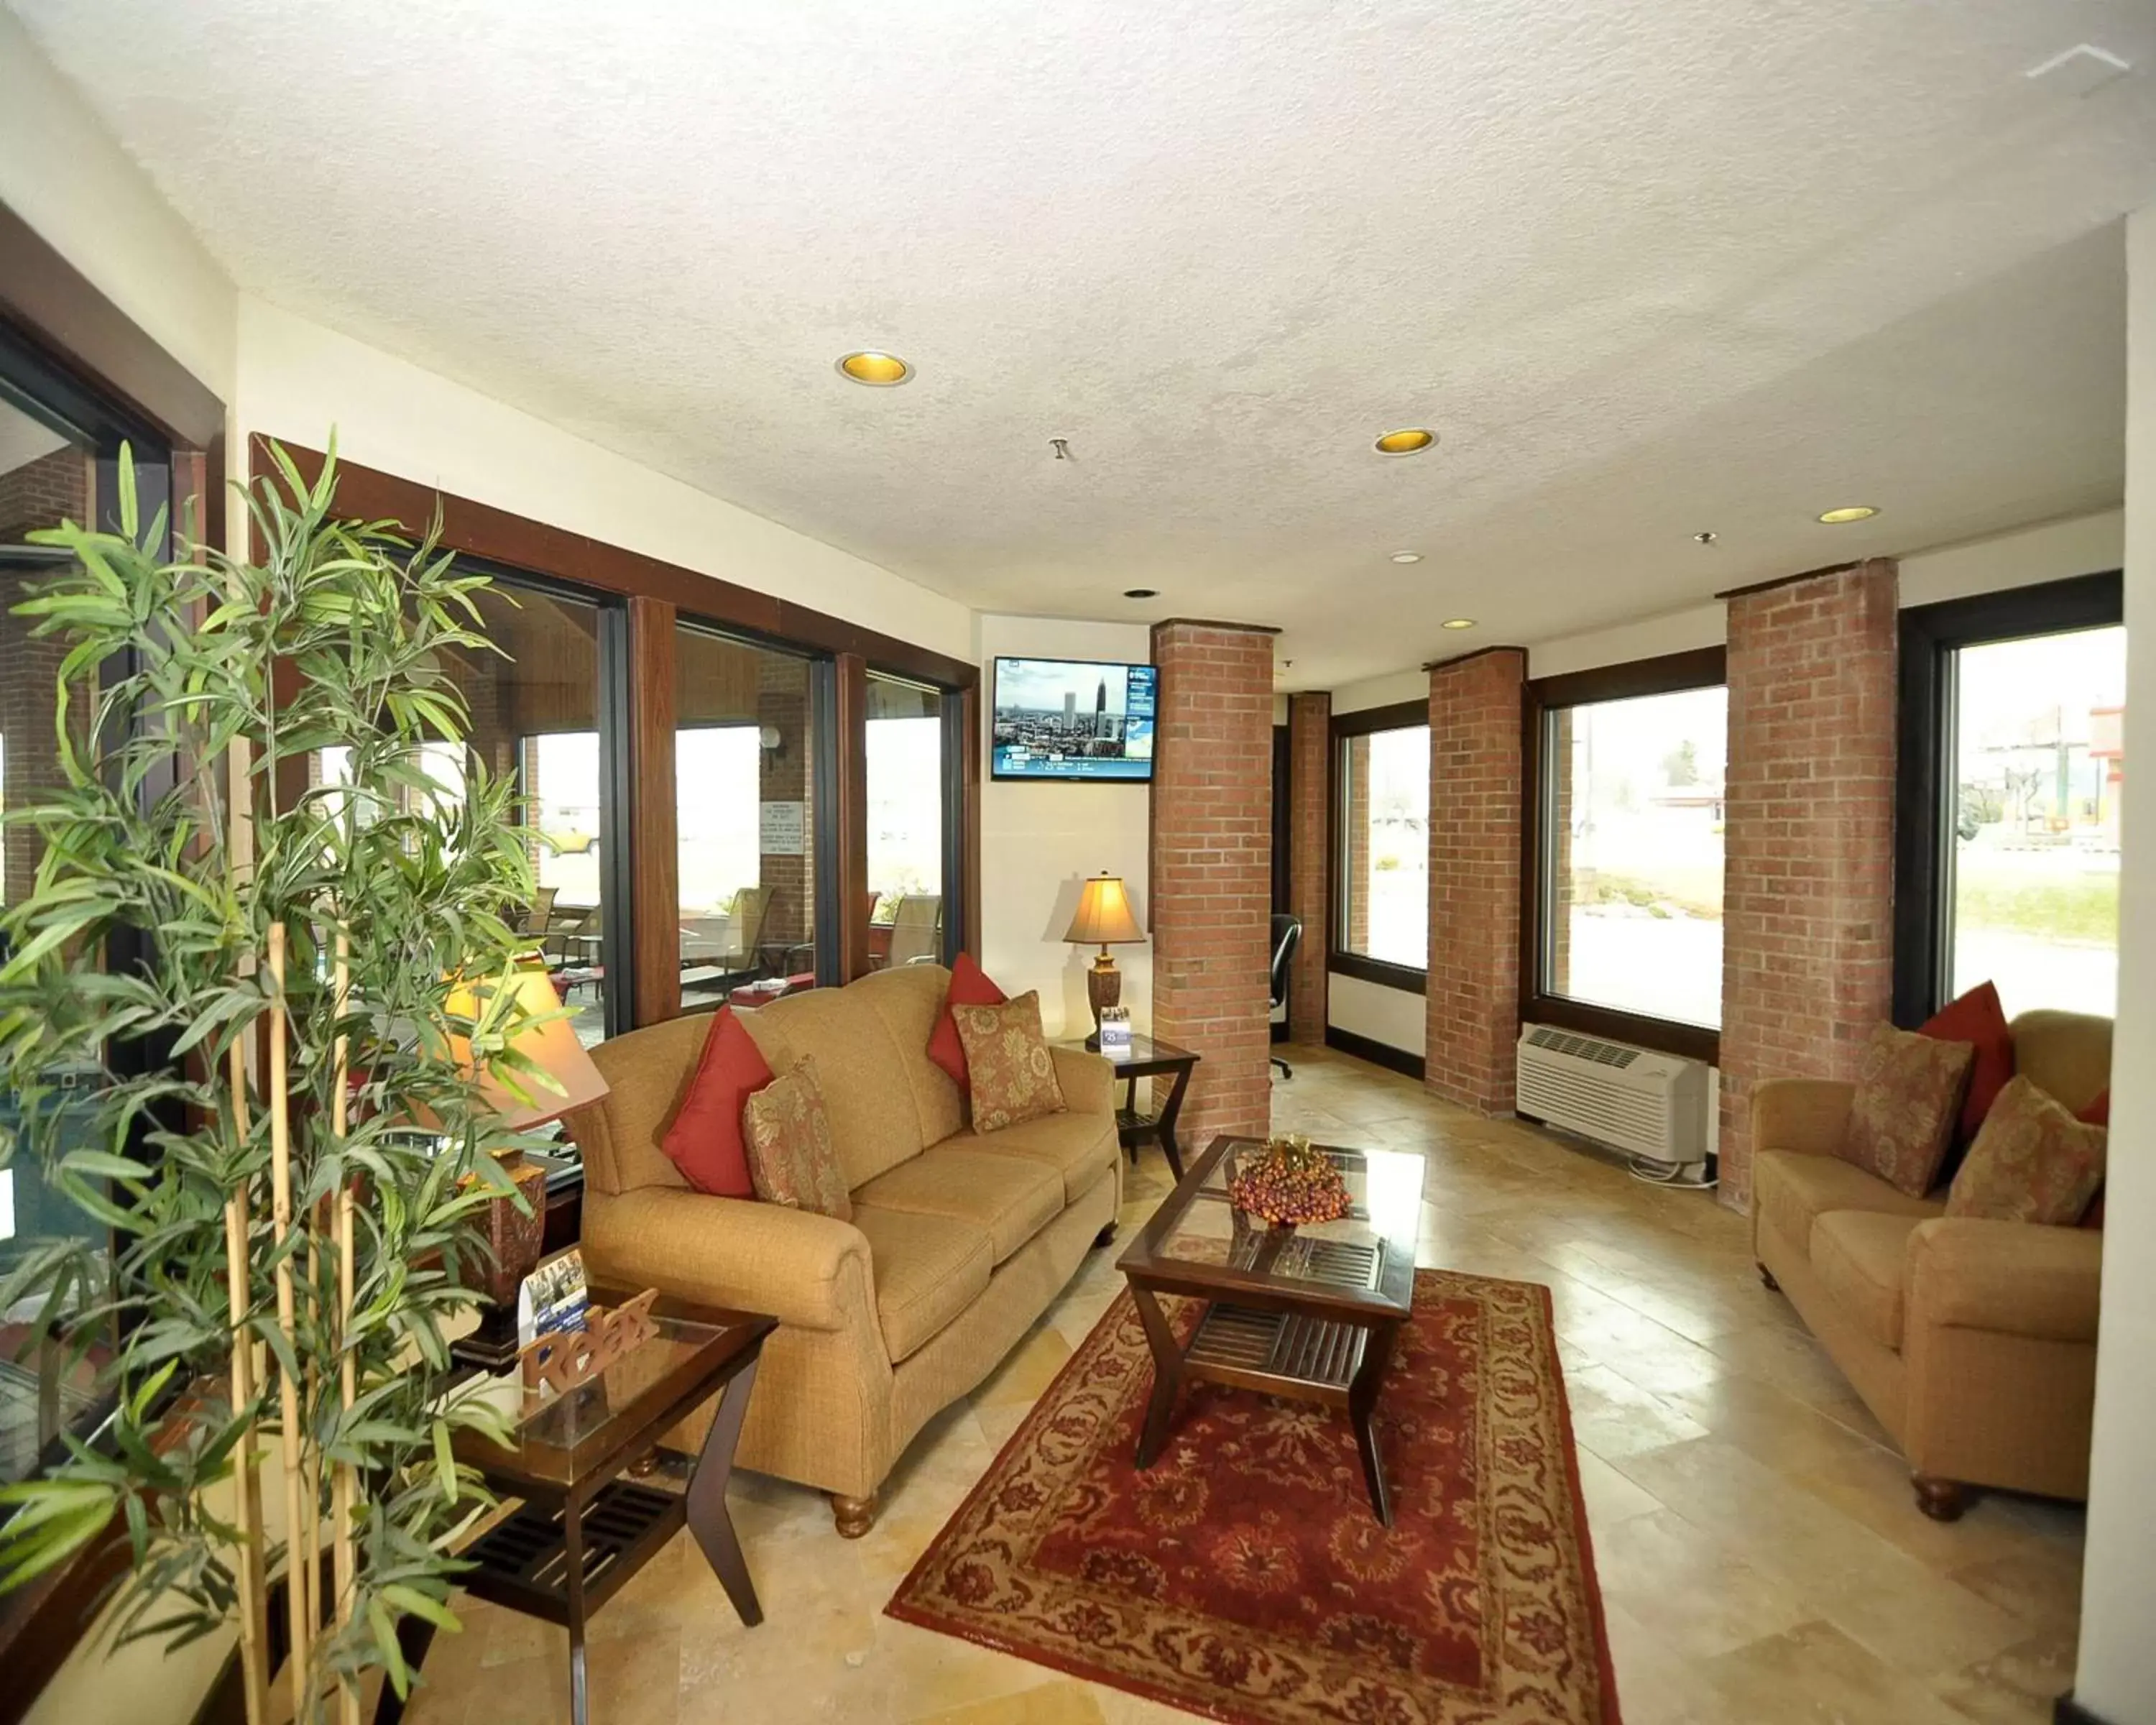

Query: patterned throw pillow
[1838,1022,1976,1197]
[1946,1075,2107,1225]
[952,990,1068,1133]
[742,1056,852,1221]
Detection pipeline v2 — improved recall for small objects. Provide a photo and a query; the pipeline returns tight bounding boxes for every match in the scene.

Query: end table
[1059,1033,1201,1181]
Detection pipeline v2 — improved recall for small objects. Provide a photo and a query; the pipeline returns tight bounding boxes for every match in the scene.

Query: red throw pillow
[1920,982,2014,1149]
[660,1008,772,1197]
[2078,1090,2110,1228]
[929,951,1007,1087]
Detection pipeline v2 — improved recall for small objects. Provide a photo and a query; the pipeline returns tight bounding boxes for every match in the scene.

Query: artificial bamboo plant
[0,441,560,1722]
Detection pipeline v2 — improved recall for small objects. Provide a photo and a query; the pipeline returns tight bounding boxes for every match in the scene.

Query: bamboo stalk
[331,930,360,1725]
[303,1198,323,1665]
[224,1039,269,1725]
[267,923,311,1723]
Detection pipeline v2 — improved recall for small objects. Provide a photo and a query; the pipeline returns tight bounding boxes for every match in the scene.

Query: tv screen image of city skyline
[990,658,1156,781]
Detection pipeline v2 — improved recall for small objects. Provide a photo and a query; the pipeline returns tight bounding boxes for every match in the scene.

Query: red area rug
[888,1271,1620,1724]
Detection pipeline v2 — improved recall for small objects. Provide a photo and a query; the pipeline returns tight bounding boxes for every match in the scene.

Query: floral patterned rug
[887,1271,1620,1724]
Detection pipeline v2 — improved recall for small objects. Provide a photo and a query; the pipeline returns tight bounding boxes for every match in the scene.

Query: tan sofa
[569,965,1121,1535]
[1751,1008,2111,1521]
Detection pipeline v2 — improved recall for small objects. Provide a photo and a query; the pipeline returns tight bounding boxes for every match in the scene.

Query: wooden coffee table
[388,1291,774,1725]
[1115,1135,1425,1524]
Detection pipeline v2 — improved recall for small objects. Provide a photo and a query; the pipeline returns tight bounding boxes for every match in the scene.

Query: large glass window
[1943,625,2124,1017]
[0,392,118,1484]
[867,673,945,967]
[460,581,619,1044]
[676,624,817,1000]
[1336,723,1429,972]
[1538,684,1727,1031]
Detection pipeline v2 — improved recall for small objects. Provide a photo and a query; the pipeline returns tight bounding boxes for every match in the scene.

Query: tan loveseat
[1751,1009,2111,1521]
[568,965,1120,1536]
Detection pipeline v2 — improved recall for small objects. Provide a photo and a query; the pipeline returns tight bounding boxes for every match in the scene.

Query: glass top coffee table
[1115,1134,1426,1524]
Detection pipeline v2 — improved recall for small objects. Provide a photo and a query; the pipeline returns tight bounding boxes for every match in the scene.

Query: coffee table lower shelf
[1186,1302,1371,1391]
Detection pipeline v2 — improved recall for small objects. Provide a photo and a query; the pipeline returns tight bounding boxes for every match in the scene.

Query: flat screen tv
[991,656,1156,781]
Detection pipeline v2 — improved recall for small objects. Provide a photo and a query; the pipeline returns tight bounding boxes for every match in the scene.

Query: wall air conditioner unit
[1516,1025,1710,1176]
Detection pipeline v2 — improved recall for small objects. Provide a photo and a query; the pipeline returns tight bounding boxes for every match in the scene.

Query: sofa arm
[1906,1216,2101,1345]
[1751,1078,1854,1159]
[1051,1045,1116,1116]
[581,1187,874,1333]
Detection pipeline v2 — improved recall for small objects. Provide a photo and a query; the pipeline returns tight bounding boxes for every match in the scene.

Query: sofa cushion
[1945,1075,2107,1226]
[660,1007,770,1197]
[1809,1210,1924,1350]
[954,991,1068,1133]
[2009,1009,2114,1118]
[927,951,1007,1092]
[943,1109,1121,1205]
[853,1146,1064,1264]
[742,975,937,1189]
[1755,1149,1943,1261]
[851,1204,993,1363]
[1920,980,2014,1155]
[742,1057,852,1221]
[1839,1022,1974,1197]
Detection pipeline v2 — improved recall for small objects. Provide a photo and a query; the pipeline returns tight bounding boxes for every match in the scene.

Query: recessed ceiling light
[1817,505,1879,524]
[1442,617,1476,630]
[836,350,913,386]
[1391,551,1423,564]
[1123,587,1158,599]
[1374,428,1436,456]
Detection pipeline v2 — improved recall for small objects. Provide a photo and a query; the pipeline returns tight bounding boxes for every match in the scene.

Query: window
[676,623,818,995]
[867,673,946,965]
[1332,705,1429,980]
[1524,649,1726,1058]
[461,578,625,1044]
[1897,574,2125,1023]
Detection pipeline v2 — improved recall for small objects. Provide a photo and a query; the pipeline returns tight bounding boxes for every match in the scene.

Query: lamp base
[1086,952,1121,1044]
[452,1302,524,1373]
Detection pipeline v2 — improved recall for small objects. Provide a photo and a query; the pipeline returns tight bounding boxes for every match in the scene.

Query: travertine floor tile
[401,1042,2083,1724]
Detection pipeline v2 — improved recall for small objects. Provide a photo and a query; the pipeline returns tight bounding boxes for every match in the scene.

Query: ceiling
[14,0,2155,688]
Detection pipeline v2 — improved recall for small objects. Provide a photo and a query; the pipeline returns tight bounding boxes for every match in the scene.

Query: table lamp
[446,958,611,1369]
[1064,872,1146,1049]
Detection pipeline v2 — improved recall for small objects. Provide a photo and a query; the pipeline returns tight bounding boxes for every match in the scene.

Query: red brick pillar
[1151,620,1277,1145]
[1286,691,1330,1043]
[1718,560,1897,1213]
[759,656,813,952]
[1425,648,1526,1114]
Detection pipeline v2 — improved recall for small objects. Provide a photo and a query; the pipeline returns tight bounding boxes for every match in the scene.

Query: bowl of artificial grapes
[1227,1134,1352,1228]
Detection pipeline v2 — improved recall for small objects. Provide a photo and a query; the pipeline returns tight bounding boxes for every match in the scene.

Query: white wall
[0,11,237,405]
[977,615,1153,1040]
[1899,508,2124,609]
[1524,601,1726,679]
[2074,207,2156,1725]
[234,298,972,661]
[1330,667,1427,715]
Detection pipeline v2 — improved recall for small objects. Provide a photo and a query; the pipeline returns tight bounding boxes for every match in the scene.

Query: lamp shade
[444,960,610,1131]
[1064,874,1145,947]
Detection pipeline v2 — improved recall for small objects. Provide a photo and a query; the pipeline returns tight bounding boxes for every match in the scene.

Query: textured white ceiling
[14,0,2154,686]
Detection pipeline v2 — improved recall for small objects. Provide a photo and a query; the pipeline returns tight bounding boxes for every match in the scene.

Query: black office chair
[1268,913,1302,1080]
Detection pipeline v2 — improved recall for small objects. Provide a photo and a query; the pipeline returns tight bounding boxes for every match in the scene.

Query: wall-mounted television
[990,656,1156,782]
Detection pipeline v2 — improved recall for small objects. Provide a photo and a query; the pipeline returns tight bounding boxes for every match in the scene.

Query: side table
[1057,1033,1201,1181]
[384,1290,774,1725]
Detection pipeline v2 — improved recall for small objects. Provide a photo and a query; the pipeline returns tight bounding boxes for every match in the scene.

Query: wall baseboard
[1325,1025,1425,1082]
[2055,1693,2116,1725]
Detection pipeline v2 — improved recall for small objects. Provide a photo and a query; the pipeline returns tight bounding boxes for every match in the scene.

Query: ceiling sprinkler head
[1693,530,1718,546]
[1050,437,1072,461]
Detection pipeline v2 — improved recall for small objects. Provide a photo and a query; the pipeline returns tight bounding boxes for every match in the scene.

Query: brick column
[1151,620,1277,1144]
[1,451,89,908]
[1286,691,1330,1043]
[1344,736,1371,954]
[758,656,812,952]
[1718,560,1897,1213]
[1546,706,1577,993]
[1425,648,1526,1114]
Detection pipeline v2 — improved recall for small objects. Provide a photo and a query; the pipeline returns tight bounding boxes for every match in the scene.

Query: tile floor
[402,1045,2086,1724]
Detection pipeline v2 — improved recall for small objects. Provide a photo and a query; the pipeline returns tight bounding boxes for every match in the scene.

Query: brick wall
[758,656,812,953]
[1424,648,1526,1113]
[1286,691,1330,1041]
[1718,560,1897,1212]
[1546,705,1575,991]
[1151,621,1276,1144]
[0,448,88,543]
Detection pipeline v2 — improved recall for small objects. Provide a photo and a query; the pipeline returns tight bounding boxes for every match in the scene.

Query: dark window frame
[1327,698,1429,996]
[1892,570,2124,1026]
[1521,645,1726,1066]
